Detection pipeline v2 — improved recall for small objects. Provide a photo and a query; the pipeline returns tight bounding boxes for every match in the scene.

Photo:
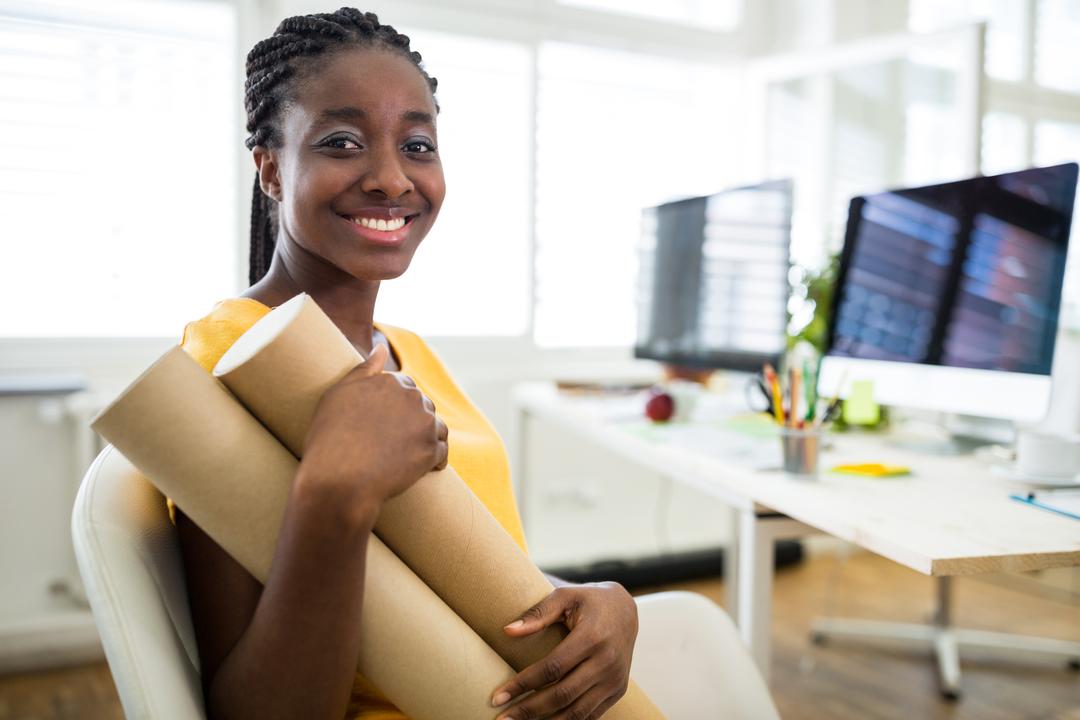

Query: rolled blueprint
[214,294,665,718]
[91,347,516,720]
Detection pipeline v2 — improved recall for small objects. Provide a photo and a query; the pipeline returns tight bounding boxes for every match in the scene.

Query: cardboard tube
[214,294,665,718]
[92,347,516,720]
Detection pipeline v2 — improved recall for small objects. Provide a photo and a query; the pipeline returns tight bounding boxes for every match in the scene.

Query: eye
[403,138,436,155]
[320,134,362,151]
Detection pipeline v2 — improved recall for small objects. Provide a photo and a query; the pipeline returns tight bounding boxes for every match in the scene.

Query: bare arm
[178,477,377,720]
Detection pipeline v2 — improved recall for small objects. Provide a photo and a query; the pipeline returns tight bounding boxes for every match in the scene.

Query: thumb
[357,342,388,375]
[504,591,568,636]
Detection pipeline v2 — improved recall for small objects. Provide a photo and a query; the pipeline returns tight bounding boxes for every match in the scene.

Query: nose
[360,144,414,199]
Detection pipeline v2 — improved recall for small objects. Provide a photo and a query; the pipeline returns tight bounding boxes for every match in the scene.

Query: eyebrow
[316,106,435,125]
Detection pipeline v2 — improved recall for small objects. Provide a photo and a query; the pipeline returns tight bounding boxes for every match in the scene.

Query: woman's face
[261,46,445,281]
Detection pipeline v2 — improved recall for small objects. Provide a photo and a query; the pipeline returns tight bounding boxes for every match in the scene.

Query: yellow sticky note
[831,463,910,477]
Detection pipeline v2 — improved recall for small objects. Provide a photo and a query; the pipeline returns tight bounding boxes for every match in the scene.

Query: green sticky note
[842,379,880,426]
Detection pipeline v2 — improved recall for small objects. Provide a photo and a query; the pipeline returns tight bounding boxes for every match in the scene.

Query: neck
[244,233,381,355]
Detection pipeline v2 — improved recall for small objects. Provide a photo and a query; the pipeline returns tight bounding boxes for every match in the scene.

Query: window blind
[0,0,237,337]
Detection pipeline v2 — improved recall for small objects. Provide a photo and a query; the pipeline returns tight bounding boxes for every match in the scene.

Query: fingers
[352,342,387,376]
[585,692,621,719]
[505,588,576,637]
[434,438,449,471]
[496,664,605,720]
[492,620,591,707]
[392,371,417,389]
[387,373,437,414]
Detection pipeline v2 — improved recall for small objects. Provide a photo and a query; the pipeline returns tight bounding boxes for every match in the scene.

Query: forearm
[205,475,378,720]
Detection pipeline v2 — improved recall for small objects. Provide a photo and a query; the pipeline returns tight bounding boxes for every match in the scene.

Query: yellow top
[178,297,528,720]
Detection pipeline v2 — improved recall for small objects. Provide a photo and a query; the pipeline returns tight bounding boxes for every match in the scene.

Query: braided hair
[243,8,439,285]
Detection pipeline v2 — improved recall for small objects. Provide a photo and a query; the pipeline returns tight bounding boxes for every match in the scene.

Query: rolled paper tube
[91,347,516,720]
[214,294,665,718]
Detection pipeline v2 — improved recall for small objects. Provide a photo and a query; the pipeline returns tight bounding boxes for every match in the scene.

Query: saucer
[990,464,1080,487]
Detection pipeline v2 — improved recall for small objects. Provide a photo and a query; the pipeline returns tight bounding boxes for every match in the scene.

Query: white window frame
[1,0,761,382]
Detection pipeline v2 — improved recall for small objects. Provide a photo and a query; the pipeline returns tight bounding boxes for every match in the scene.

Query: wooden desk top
[514,382,1080,577]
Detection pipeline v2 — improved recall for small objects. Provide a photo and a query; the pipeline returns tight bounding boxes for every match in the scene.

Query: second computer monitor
[819,162,1078,422]
[634,179,792,372]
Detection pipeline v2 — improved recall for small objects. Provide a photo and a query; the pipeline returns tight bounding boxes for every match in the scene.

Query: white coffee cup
[666,379,703,422]
[1015,429,1080,479]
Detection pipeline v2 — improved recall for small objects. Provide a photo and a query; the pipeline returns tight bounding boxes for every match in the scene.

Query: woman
[176,9,639,719]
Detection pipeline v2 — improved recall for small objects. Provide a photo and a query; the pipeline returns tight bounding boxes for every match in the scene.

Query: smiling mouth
[341,214,415,232]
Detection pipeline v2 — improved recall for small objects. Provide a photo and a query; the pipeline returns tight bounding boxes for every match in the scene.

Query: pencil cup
[779,427,822,479]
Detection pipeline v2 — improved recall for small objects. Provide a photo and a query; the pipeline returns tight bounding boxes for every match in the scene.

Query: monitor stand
[886,410,1014,456]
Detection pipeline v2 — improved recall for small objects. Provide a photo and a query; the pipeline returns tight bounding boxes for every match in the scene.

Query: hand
[299,343,449,511]
[491,582,638,720]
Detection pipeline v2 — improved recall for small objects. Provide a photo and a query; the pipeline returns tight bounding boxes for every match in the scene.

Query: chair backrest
[72,445,206,720]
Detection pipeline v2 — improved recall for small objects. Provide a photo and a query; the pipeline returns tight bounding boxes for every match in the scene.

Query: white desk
[512,382,1080,683]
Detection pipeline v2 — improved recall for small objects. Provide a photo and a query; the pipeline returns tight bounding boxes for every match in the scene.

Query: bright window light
[0,0,237,338]
[908,0,1025,82]
[1034,119,1080,311]
[1035,0,1080,93]
[373,29,531,337]
[982,112,1028,175]
[534,43,740,348]
[557,0,741,31]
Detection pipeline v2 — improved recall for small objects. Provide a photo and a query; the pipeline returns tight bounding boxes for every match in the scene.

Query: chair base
[810,577,1080,701]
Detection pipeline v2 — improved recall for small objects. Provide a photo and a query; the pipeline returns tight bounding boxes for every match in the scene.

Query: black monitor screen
[634,180,791,371]
[827,163,1077,375]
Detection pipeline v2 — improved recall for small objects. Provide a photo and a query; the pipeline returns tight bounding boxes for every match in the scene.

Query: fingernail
[492,691,511,706]
[505,619,524,629]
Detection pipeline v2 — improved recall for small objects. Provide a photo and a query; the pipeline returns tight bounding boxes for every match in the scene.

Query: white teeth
[352,216,406,231]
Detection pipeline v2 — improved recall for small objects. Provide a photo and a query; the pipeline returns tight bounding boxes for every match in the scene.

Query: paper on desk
[213,293,665,718]
[91,347,516,720]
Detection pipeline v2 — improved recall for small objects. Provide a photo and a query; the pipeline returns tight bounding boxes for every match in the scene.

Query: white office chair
[73,445,779,720]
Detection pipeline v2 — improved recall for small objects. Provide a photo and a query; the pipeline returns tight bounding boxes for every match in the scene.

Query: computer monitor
[819,163,1078,423]
[634,179,792,372]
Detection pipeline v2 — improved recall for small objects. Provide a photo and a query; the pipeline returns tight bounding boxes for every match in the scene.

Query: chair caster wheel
[941,689,961,702]
[810,632,827,646]
[1067,658,1080,672]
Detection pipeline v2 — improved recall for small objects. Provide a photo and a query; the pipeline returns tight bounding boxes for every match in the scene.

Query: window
[1035,0,1080,92]
[909,0,1025,82]
[0,0,237,337]
[373,30,532,337]
[1034,119,1080,311]
[556,0,741,31]
[533,43,739,347]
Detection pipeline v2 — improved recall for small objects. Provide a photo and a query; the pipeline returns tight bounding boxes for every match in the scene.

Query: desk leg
[724,505,740,619]
[736,510,815,684]
[737,509,773,681]
[510,405,530,534]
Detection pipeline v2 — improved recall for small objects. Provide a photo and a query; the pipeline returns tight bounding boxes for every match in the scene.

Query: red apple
[645,390,675,422]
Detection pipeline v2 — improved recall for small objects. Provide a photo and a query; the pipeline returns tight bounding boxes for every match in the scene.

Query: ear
[252,146,283,203]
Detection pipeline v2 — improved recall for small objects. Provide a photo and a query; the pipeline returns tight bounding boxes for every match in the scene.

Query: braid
[242,7,439,285]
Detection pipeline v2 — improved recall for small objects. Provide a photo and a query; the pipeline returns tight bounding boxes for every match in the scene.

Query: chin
[343,254,414,282]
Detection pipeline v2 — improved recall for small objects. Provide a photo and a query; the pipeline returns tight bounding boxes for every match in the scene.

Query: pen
[789,367,801,428]
[815,369,848,428]
[763,363,785,426]
[803,358,816,423]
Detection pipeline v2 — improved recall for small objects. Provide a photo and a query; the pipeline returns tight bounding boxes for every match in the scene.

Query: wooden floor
[1,551,1077,720]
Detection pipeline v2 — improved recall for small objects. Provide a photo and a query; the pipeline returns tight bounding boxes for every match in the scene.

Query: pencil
[763,363,785,426]
[789,367,800,428]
